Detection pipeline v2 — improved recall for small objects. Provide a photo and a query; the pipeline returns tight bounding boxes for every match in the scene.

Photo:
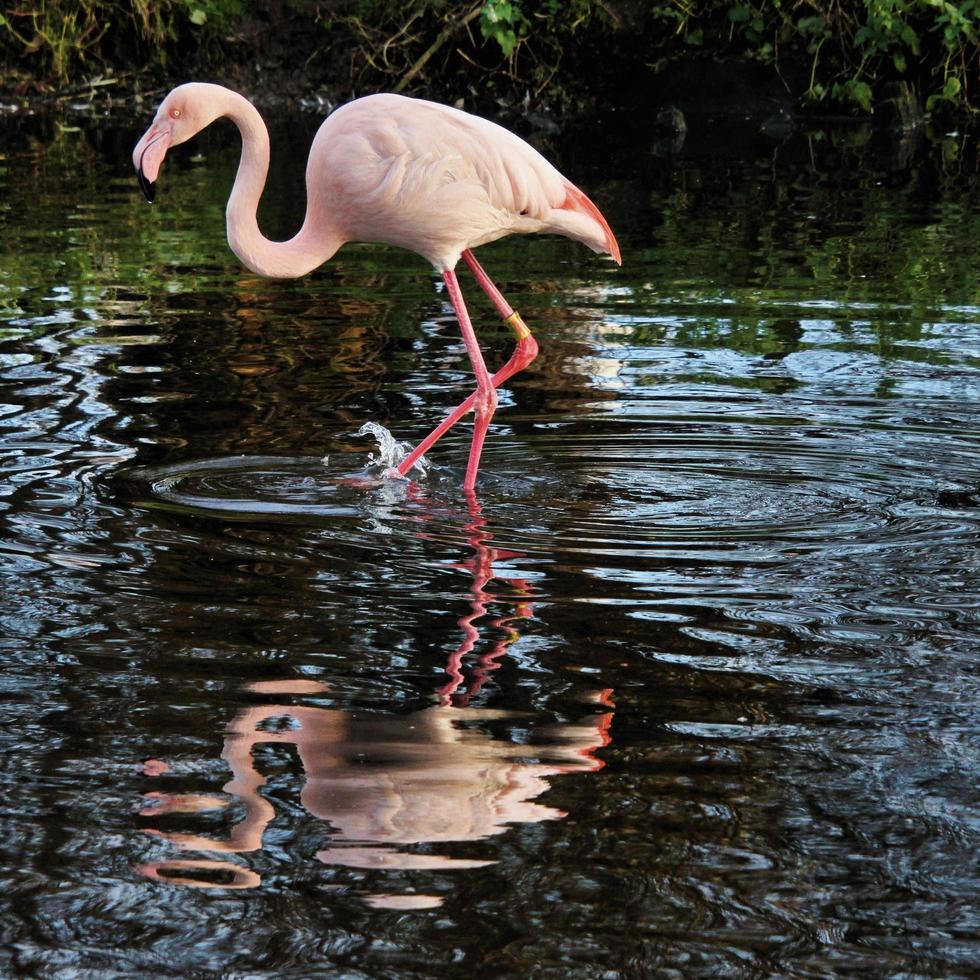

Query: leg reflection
[438,497,535,707]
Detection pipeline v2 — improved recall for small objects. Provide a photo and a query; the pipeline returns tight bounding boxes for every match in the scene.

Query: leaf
[797,16,828,37]
[850,80,873,113]
[502,34,516,56]
[899,24,919,54]
[834,78,873,113]
[189,8,207,26]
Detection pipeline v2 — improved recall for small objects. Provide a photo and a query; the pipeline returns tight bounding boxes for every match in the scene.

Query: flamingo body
[311,93,619,269]
[133,83,620,489]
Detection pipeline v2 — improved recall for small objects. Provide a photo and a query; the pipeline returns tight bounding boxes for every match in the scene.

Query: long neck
[220,90,343,279]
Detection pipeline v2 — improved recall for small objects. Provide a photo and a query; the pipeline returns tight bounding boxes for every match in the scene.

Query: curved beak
[132,123,172,204]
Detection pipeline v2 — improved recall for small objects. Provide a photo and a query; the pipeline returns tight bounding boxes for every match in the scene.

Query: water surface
[0,105,978,975]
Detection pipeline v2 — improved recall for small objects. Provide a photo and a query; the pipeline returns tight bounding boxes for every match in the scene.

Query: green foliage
[0,0,243,87]
[0,2,108,82]
[478,0,594,58]
[479,0,526,58]
[0,1,976,116]
[183,0,245,29]
[719,0,978,115]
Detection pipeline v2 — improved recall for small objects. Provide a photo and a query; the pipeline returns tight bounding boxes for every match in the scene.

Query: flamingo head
[132,83,221,203]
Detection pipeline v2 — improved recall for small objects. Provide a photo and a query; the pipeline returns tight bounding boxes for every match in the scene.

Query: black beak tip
[137,169,156,204]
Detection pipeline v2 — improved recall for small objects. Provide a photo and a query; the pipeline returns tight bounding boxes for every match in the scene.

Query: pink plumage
[133,83,620,491]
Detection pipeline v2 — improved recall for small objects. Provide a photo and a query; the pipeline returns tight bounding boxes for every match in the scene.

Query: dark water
[1,102,978,976]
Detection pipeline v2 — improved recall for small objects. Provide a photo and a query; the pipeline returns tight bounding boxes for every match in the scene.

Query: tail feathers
[560,182,621,265]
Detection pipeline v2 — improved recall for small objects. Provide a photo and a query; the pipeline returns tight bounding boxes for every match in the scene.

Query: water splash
[355,421,429,477]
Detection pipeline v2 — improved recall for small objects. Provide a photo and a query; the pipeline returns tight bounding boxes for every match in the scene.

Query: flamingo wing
[310,95,620,268]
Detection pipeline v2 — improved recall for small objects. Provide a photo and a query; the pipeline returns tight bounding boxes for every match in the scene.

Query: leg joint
[503,310,532,341]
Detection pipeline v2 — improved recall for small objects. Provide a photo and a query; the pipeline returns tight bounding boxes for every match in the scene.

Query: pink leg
[445,268,498,490]
[463,250,539,382]
[396,251,539,486]
[462,249,514,318]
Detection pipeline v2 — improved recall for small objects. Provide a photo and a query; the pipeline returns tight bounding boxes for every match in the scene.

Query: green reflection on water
[0,114,977,371]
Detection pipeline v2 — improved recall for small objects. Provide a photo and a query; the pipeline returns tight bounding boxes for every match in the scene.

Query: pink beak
[132,123,172,203]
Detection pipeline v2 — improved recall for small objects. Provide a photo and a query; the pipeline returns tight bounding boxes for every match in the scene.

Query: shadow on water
[0,103,979,975]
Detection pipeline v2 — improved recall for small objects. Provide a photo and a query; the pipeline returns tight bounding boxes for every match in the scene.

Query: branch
[394,3,483,93]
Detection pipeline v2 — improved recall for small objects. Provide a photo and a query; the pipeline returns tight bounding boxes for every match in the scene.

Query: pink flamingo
[133,83,621,490]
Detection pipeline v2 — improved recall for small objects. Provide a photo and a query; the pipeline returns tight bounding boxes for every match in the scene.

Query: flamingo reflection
[433,497,536,706]
[138,502,613,900]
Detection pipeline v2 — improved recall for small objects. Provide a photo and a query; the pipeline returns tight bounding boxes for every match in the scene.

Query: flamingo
[133,83,621,490]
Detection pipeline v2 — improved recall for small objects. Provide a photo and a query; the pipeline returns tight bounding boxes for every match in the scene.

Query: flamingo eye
[170,108,182,119]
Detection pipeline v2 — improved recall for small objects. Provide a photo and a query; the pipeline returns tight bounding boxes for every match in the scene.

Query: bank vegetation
[1,1,977,119]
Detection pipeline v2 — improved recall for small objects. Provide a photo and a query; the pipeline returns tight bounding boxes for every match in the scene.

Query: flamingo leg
[462,250,540,388]
[396,251,539,486]
[446,267,499,490]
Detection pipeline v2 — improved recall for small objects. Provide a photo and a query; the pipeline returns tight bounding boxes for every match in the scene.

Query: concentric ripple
[483,420,979,559]
[118,425,435,521]
[122,454,369,520]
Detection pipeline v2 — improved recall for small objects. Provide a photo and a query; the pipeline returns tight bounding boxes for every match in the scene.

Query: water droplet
[355,421,428,475]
